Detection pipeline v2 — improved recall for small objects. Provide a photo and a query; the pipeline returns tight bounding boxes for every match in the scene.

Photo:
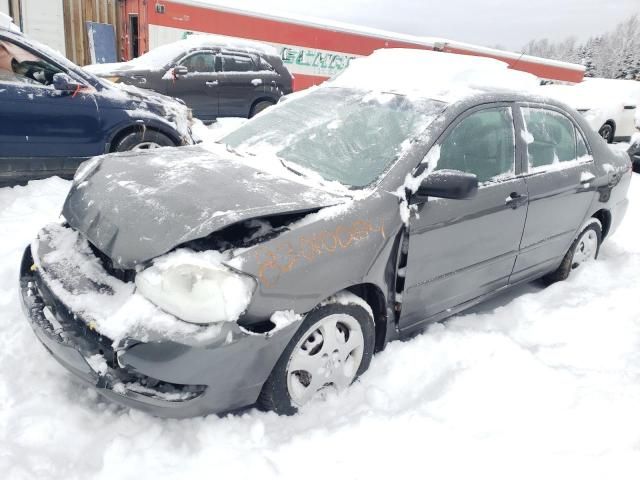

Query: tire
[258,300,376,415]
[113,130,176,152]
[249,100,274,118]
[598,123,615,144]
[543,219,602,284]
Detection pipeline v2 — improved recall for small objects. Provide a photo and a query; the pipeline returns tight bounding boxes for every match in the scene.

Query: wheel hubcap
[132,141,162,150]
[572,229,598,269]
[286,313,364,407]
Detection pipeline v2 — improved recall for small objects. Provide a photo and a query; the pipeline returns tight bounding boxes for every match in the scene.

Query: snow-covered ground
[1,166,640,478]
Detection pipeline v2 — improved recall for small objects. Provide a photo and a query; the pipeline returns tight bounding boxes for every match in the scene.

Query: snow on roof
[176,32,279,55]
[86,34,278,73]
[131,34,277,68]
[329,48,541,102]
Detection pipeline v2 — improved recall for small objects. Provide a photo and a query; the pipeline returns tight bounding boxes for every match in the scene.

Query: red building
[118,0,585,90]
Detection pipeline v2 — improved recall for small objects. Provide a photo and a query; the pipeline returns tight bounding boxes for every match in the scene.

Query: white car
[542,78,640,143]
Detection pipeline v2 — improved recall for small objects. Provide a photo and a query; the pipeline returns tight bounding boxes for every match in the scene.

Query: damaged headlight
[135,262,256,325]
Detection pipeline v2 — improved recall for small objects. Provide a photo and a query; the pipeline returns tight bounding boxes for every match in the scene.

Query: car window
[435,107,515,184]
[0,39,63,86]
[221,53,256,73]
[0,67,40,85]
[576,128,589,158]
[180,52,216,73]
[522,107,578,170]
[258,57,274,71]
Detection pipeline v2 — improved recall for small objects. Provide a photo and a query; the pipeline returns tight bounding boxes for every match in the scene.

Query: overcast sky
[211,0,639,50]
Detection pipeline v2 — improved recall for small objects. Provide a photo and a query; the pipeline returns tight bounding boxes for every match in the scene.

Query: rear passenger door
[218,52,266,117]
[511,105,596,282]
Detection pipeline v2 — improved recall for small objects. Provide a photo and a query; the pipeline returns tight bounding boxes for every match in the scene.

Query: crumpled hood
[62,146,347,268]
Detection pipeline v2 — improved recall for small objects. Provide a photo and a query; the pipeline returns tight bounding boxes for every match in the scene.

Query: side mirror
[52,73,83,92]
[409,169,479,204]
[173,65,188,77]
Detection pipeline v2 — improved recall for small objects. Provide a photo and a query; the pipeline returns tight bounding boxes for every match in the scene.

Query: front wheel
[249,100,274,118]
[113,130,176,152]
[258,300,375,415]
[543,219,602,284]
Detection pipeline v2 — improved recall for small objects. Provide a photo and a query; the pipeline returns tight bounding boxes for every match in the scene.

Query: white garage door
[21,0,66,56]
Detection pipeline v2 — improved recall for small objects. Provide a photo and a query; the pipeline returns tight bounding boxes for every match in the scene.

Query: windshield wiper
[279,157,306,177]
[215,141,246,157]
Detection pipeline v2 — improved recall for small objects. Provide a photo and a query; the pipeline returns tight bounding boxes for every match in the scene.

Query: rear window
[522,107,578,170]
[221,53,257,73]
[258,57,274,71]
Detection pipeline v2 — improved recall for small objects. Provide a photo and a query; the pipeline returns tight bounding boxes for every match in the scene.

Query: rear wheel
[598,123,615,143]
[543,219,602,284]
[249,100,274,118]
[258,300,375,415]
[113,130,176,152]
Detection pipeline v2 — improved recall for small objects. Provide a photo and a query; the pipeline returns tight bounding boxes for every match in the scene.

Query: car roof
[174,34,279,56]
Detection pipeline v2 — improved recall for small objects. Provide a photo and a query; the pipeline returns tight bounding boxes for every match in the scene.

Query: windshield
[221,87,446,188]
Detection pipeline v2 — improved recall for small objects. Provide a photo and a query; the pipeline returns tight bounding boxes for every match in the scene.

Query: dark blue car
[0,24,194,186]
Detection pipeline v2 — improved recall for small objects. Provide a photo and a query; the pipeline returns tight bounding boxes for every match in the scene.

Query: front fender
[103,115,187,152]
[233,193,403,324]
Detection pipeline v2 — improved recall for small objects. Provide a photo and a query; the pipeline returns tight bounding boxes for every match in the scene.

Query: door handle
[131,75,147,84]
[505,192,528,209]
[579,172,595,185]
[206,80,219,87]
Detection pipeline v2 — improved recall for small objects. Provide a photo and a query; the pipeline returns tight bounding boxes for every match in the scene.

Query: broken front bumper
[19,243,299,418]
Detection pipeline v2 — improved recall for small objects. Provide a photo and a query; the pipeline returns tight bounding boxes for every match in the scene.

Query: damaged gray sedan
[20,54,632,417]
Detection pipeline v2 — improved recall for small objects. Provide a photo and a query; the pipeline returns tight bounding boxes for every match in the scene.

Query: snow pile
[540,79,640,137]
[1,176,640,479]
[331,49,541,101]
[270,310,302,332]
[191,117,248,143]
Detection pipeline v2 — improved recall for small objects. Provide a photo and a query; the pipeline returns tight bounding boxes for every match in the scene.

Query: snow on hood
[330,49,541,102]
[62,145,348,269]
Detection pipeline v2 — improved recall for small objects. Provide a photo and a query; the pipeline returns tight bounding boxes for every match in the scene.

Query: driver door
[399,104,529,330]
[164,50,220,121]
